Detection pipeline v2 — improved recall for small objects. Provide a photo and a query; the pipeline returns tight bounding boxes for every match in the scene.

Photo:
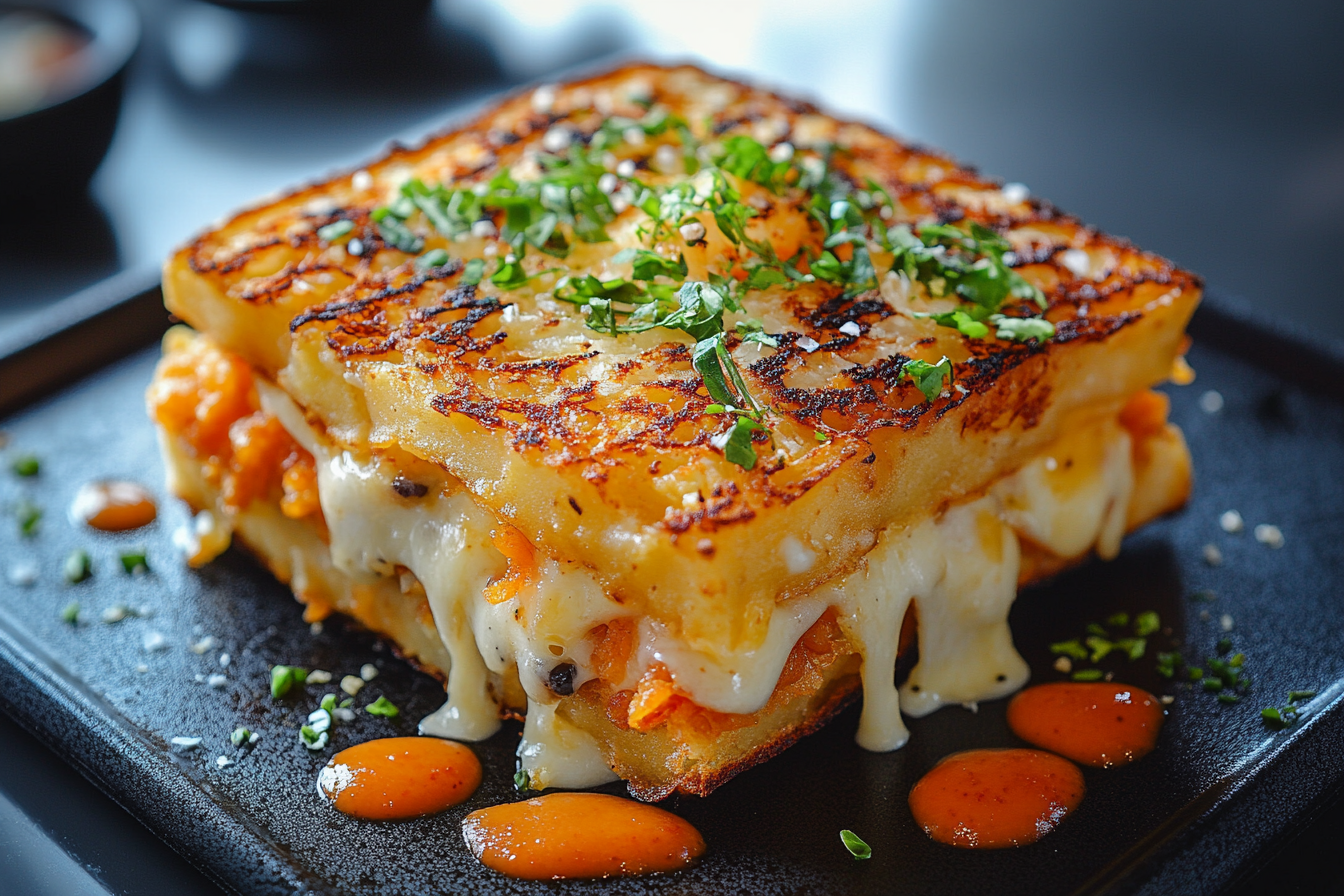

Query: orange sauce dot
[909,748,1085,849]
[318,737,481,821]
[1007,682,1164,768]
[461,792,705,880]
[71,481,157,531]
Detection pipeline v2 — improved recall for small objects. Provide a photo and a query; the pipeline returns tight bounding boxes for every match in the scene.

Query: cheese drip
[258,380,1138,781]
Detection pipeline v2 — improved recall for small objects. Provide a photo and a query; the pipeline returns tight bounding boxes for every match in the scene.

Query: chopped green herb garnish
[1218,693,1240,704]
[1049,639,1089,662]
[414,248,450,270]
[839,829,872,860]
[1262,691,1317,729]
[989,314,1055,342]
[460,257,485,286]
[901,356,952,403]
[1114,637,1147,661]
[1202,677,1224,692]
[230,727,253,747]
[299,725,326,748]
[316,220,354,242]
[365,696,399,718]
[270,665,308,700]
[1085,622,1109,637]
[1085,635,1114,663]
[1156,651,1181,678]
[1188,666,1204,681]
[63,549,91,583]
[1106,612,1130,628]
[11,454,39,476]
[320,693,337,714]
[60,602,79,625]
[1133,611,1161,637]
[889,221,1046,312]
[1215,637,1232,655]
[119,549,148,574]
[17,499,41,536]
[1072,669,1104,682]
[513,768,532,792]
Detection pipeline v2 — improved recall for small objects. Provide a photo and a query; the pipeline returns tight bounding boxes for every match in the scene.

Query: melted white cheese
[257,380,1139,783]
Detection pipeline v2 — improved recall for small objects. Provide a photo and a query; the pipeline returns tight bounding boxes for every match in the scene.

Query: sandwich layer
[149,328,1190,797]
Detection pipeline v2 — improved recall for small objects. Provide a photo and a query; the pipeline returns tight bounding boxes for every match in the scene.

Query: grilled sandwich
[148,63,1198,800]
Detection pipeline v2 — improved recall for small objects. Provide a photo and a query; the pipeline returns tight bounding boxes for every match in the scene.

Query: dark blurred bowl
[0,0,139,200]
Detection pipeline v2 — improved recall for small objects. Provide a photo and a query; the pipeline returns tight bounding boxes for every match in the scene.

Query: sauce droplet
[461,792,705,880]
[71,481,157,531]
[318,737,481,820]
[1007,682,1164,767]
[909,748,1084,849]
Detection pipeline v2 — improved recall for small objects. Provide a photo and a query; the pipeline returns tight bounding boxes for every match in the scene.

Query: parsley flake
[63,549,91,583]
[11,454,39,476]
[365,696,399,718]
[900,357,952,403]
[270,665,308,700]
[839,829,871,860]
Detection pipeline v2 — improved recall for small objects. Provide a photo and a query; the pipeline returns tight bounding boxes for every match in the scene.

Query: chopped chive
[1072,668,1104,682]
[1216,637,1232,655]
[230,727,252,747]
[270,665,308,700]
[460,257,486,286]
[1049,639,1088,662]
[1084,635,1114,662]
[1085,622,1108,637]
[1156,651,1181,678]
[1287,690,1317,703]
[320,693,337,714]
[11,454,39,476]
[1218,693,1240,704]
[1188,666,1204,681]
[60,602,79,624]
[317,220,354,242]
[365,696,399,718]
[1114,637,1147,661]
[119,549,148,574]
[1261,707,1284,727]
[63,549,91,583]
[839,829,872,860]
[513,769,532,792]
[414,248,450,270]
[1202,677,1224,692]
[17,499,41,536]
[1133,611,1160,637]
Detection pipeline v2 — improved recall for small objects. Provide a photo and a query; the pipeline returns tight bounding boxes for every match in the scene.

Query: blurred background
[0,0,1341,893]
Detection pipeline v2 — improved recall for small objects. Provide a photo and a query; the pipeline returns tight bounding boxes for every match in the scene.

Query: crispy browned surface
[162,62,1200,656]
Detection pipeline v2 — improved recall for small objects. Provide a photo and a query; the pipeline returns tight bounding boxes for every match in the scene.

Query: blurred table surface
[0,1,1342,893]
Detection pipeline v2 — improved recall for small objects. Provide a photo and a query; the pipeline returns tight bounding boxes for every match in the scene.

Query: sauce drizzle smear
[318,737,481,820]
[1007,682,1164,767]
[461,792,705,880]
[908,748,1085,849]
[71,481,157,531]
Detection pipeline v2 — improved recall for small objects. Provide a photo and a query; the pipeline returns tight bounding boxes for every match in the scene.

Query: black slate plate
[0,280,1342,896]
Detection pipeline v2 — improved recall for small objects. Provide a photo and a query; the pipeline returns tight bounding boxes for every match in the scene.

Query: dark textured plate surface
[0,283,1342,896]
